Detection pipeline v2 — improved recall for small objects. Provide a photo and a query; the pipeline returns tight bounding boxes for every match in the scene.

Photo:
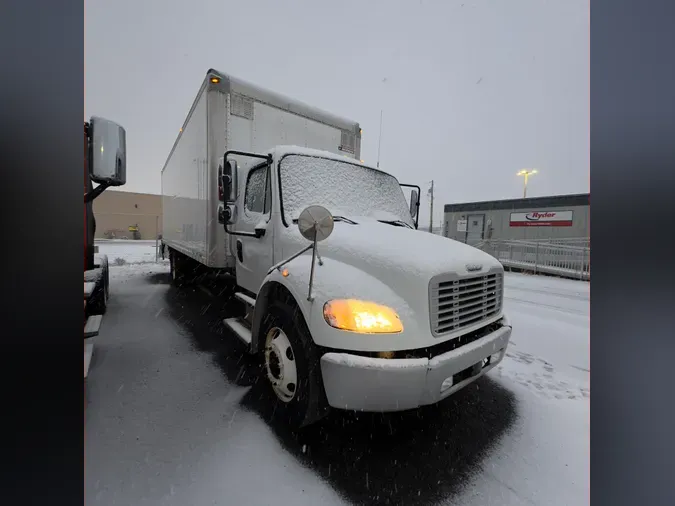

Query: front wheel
[260,300,328,428]
[86,273,107,315]
[99,255,110,301]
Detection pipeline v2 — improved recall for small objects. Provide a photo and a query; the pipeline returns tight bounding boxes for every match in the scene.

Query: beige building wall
[93,190,162,240]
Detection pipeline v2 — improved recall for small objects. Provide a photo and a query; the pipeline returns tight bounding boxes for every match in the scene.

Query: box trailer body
[161,70,361,269]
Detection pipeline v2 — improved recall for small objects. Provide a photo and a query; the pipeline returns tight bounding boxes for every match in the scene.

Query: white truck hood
[278,217,504,351]
[313,217,501,280]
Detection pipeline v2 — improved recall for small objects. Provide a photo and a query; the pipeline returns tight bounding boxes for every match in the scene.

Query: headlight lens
[323,299,403,333]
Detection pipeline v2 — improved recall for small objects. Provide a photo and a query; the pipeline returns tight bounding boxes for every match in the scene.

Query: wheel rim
[264,327,298,403]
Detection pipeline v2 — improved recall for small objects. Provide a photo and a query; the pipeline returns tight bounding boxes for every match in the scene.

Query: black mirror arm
[224,222,263,239]
[84,182,111,204]
[414,200,420,229]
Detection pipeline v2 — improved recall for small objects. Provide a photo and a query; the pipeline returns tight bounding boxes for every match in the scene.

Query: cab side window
[245,166,267,214]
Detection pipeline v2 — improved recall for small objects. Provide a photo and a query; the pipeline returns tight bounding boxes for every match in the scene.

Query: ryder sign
[510,210,573,227]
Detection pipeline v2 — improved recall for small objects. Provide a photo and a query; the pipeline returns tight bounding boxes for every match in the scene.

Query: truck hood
[288,216,501,282]
[279,217,504,350]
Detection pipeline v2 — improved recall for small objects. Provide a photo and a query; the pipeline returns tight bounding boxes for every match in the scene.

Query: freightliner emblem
[466,264,483,272]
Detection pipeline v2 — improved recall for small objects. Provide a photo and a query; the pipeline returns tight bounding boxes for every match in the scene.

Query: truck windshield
[279,154,414,227]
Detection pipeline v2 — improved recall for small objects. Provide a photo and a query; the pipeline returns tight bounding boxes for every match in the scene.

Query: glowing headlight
[323,299,403,334]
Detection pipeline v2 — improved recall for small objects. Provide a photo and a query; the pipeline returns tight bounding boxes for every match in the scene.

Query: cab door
[234,162,275,294]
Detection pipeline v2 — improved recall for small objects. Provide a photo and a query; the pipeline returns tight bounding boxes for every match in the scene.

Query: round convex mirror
[297,205,334,242]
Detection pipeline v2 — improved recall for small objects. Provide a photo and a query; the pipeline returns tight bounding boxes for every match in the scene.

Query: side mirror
[90,116,126,186]
[409,189,419,219]
[220,159,238,203]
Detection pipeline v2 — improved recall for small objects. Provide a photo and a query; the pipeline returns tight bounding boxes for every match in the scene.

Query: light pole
[427,180,434,233]
[517,169,538,198]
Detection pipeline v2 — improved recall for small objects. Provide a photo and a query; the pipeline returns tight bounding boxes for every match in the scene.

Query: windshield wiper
[332,216,358,224]
[378,219,414,229]
[293,215,358,225]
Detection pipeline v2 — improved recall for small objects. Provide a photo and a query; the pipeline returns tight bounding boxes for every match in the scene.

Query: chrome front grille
[429,271,503,337]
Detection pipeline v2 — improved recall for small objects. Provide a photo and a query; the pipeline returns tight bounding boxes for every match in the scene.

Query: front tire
[86,273,107,315]
[260,300,328,428]
[99,255,110,301]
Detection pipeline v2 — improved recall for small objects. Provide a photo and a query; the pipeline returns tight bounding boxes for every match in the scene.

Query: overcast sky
[85,0,589,226]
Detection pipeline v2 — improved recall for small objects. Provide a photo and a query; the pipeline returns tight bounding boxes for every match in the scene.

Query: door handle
[236,240,243,263]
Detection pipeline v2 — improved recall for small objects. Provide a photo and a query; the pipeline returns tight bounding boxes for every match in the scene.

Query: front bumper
[319,320,512,412]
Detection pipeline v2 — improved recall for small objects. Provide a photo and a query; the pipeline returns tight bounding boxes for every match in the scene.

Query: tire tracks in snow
[506,284,589,302]
[503,295,588,316]
[497,349,590,401]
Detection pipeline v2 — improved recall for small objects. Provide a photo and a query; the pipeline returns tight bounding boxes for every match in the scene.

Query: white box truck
[161,69,512,428]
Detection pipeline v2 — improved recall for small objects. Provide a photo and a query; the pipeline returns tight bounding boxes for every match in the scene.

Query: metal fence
[520,237,590,248]
[477,239,590,281]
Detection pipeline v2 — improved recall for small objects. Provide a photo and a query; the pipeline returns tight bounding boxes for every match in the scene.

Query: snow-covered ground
[97,239,165,266]
[100,243,589,505]
[464,272,590,505]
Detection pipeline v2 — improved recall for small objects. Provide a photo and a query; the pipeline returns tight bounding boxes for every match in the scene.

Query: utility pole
[428,180,434,233]
[376,109,383,169]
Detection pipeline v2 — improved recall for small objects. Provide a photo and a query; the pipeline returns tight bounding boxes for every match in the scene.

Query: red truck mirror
[89,116,126,186]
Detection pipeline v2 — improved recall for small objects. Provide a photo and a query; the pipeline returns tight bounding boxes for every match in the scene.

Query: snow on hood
[290,216,501,281]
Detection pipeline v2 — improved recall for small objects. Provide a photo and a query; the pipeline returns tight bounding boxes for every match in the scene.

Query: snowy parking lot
[87,241,589,506]
[96,239,162,266]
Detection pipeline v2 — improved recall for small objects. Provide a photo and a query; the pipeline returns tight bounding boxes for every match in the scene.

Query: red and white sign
[509,210,573,227]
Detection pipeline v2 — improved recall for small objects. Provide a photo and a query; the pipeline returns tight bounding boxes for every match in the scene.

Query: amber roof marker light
[210,76,221,84]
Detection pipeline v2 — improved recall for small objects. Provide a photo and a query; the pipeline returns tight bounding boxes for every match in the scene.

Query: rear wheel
[169,249,204,286]
[260,299,328,428]
[170,249,185,287]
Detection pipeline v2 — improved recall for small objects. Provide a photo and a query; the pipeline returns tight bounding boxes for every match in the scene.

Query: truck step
[223,317,253,351]
[84,314,103,339]
[234,292,256,308]
[84,342,94,378]
[84,282,96,299]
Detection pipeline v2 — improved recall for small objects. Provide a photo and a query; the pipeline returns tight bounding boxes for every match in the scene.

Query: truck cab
[217,146,512,427]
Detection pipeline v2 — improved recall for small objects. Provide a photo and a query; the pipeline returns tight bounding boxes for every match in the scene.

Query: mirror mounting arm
[224,222,263,239]
[84,182,111,204]
[224,150,272,165]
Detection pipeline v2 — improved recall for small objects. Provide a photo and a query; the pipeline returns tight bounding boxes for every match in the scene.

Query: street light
[517,169,538,198]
